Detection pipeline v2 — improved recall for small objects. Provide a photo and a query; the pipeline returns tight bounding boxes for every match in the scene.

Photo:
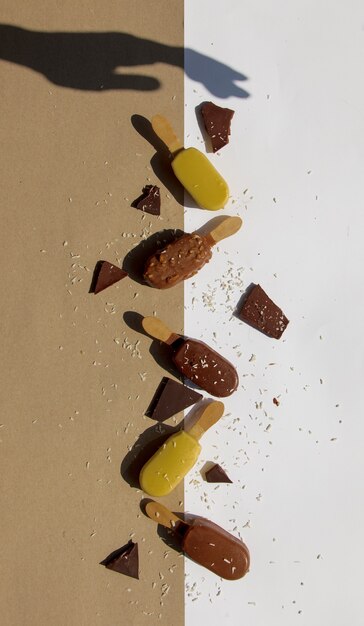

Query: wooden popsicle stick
[145,500,186,530]
[151,115,183,155]
[187,400,224,441]
[204,215,243,246]
[142,316,180,346]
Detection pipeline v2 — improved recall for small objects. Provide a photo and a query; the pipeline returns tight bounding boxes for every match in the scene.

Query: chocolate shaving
[133,185,160,215]
[102,540,139,579]
[238,284,289,339]
[205,463,232,483]
[146,377,202,422]
[201,102,235,152]
[93,261,127,294]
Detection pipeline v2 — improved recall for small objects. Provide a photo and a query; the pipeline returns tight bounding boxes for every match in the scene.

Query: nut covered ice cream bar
[151,114,229,211]
[142,316,239,397]
[145,501,250,580]
[144,215,242,289]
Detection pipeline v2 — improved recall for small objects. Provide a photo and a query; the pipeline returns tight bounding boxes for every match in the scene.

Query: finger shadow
[184,49,250,99]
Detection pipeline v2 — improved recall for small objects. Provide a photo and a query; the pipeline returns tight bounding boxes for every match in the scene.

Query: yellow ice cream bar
[139,431,201,497]
[139,401,225,497]
[172,147,229,211]
[151,115,229,211]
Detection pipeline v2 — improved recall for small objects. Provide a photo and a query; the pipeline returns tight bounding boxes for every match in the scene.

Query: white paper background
[184,2,364,625]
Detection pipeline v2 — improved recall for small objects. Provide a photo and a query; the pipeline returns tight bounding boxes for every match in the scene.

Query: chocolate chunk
[103,540,139,579]
[93,261,127,294]
[147,377,203,422]
[133,185,160,215]
[238,284,289,339]
[205,463,232,483]
[201,102,235,152]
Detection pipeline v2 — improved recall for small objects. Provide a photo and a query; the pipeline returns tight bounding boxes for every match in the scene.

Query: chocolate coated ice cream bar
[142,316,239,397]
[145,501,250,580]
[144,215,242,289]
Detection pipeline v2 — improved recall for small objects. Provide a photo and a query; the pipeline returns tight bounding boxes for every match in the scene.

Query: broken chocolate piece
[133,185,160,215]
[205,463,232,483]
[238,284,289,339]
[93,261,127,294]
[103,540,139,579]
[147,377,203,422]
[201,102,235,152]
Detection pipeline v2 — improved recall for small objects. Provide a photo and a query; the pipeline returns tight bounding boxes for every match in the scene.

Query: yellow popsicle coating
[172,147,229,211]
[139,430,201,497]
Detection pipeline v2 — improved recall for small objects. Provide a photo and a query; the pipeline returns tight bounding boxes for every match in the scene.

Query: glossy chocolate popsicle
[142,316,239,397]
[144,216,242,289]
[145,501,250,580]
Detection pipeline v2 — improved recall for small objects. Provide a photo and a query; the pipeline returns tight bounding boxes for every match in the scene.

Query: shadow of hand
[0,24,249,98]
[185,48,249,98]
[0,25,173,90]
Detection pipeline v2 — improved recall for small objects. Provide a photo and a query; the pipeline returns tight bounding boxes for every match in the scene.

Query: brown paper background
[0,2,184,625]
